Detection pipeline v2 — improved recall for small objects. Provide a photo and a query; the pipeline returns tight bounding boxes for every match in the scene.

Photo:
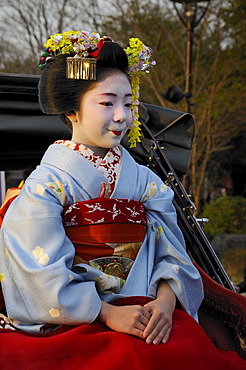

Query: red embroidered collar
[54,140,121,197]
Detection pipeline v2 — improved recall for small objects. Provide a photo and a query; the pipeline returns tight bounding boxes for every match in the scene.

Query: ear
[65,111,77,123]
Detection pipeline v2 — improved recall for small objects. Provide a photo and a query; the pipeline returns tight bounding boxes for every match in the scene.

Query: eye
[125,103,133,109]
[100,102,113,106]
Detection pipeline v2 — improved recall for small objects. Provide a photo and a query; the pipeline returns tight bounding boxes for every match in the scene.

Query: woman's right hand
[97,301,151,340]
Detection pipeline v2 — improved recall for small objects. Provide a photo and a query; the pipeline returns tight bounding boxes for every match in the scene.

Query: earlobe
[65,112,77,123]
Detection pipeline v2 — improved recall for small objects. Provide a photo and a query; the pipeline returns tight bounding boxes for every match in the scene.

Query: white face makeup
[70,72,133,156]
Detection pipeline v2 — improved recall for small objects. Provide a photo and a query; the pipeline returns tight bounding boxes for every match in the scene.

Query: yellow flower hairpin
[124,38,156,147]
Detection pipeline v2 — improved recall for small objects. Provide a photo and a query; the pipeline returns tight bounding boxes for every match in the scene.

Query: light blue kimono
[0,144,203,333]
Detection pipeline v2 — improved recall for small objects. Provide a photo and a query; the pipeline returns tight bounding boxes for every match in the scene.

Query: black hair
[38,40,129,129]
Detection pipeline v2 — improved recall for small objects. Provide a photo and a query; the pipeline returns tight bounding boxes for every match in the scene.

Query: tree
[0,0,116,73]
[0,0,98,73]
[189,0,246,210]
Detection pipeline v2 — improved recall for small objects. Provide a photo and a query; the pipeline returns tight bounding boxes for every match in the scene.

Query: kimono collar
[54,140,121,163]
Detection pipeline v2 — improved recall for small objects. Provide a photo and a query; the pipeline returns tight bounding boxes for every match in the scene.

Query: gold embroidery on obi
[112,242,142,260]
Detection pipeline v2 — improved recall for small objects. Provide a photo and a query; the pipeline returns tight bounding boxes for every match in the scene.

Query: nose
[113,105,126,123]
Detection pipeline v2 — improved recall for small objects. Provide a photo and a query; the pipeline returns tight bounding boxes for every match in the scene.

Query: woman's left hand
[143,281,176,345]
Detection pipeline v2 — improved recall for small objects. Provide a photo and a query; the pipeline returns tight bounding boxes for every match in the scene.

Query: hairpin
[39,31,103,80]
[124,38,156,147]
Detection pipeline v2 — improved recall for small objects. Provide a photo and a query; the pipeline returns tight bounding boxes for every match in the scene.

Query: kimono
[0,141,203,331]
[0,142,245,370]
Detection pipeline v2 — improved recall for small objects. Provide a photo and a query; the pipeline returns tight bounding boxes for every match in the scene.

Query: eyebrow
[97,93,132,97]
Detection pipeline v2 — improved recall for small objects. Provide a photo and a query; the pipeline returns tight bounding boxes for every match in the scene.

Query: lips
[112,131,122,136]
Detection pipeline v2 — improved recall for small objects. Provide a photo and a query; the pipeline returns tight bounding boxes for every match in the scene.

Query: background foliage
[202,196,246,238]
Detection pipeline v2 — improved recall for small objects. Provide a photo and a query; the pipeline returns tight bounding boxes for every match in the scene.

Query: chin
[106,138,122,147]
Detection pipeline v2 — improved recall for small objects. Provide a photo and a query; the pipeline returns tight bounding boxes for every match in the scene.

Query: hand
[143,281,176,345]
[97,302,151,340]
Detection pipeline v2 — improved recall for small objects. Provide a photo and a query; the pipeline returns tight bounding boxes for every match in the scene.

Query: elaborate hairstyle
[39,41,128,114]
[38,31,155,147]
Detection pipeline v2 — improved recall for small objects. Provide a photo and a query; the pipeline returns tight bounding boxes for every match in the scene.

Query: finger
[144,313,172,344]
[131,327,147,340]
[135,321,147,332]
[141,306,152,320]
[162,326,172,344]
[134,309,151,331]
[143,308,164,334]
[147,322,171,345]
[140,312,151,326]
[154,319,172,344]
[143,314,163,341]
[133,306,151,327]
[152,324,171,345]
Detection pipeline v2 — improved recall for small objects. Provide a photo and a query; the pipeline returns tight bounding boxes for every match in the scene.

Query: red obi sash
[62,198,147,262]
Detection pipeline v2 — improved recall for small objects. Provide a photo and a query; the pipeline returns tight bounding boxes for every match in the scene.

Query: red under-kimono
[0,297,245,370]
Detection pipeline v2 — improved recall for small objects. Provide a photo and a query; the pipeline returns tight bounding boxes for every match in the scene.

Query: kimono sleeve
[0,179,102,332]
[141,175,204,320]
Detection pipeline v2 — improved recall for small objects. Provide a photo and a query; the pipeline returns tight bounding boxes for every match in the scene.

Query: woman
[0,31,245,369]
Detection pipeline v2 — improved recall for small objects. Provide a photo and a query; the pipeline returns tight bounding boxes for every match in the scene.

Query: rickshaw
[0,72,245,360]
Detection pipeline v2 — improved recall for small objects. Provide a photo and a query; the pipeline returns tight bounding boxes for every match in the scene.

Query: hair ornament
[124,38,156,147]
[39,31,156,147]
[43,30,102,56]
[39,31,111,80]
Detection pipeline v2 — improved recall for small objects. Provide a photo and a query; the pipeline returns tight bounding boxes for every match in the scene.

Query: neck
[86,145,109,158]
[70,138,109,158]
